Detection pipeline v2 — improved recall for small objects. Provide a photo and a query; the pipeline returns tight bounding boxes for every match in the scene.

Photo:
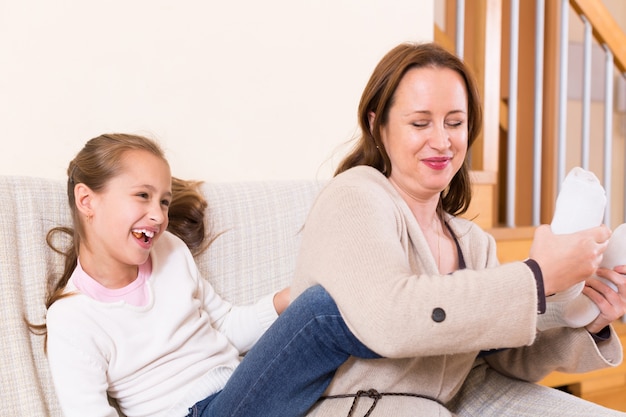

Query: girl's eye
[161,199,171,207]
[138,192,149,199]
[412,121,429,128]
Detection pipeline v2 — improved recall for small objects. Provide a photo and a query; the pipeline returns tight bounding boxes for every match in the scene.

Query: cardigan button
[431,307,446,323]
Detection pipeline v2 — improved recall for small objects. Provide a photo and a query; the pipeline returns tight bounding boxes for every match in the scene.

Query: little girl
[39,133,379,417]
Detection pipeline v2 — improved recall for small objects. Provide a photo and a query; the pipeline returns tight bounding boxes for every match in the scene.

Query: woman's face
[374,66,468,203]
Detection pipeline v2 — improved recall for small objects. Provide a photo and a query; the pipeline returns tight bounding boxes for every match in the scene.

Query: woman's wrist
[524,258,546,314]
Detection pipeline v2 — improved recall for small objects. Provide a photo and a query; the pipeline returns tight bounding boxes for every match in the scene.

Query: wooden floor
[585,386,626,412]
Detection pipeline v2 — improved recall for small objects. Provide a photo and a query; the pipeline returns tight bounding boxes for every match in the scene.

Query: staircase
[436,0,626,261]
[435,0,626,409]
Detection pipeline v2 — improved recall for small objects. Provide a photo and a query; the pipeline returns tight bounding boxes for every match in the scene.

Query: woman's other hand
[583,265,626,334]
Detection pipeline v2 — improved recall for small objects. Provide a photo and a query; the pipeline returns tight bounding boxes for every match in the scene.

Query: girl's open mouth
[132,229,155,243]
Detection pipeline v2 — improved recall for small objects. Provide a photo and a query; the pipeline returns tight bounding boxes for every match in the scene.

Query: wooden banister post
[464,0,502,175]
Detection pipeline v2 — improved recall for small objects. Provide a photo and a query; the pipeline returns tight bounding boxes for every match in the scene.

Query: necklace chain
[436,220,441,272]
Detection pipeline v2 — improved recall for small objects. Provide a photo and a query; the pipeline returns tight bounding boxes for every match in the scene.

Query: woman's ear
[74,183,94,218]
[368,111,376,134]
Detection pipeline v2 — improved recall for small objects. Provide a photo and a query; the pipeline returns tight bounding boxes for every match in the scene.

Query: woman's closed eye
[446,120,465,128]
[412,121,430,128]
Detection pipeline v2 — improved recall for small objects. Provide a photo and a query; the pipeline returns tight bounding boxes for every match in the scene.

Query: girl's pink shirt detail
[73,258,152,306]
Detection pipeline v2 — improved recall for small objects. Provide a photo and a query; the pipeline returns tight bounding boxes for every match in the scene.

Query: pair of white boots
[536,167,623,331]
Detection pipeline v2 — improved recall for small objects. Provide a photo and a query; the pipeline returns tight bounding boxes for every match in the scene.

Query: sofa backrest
[0,175,324,416]
[199,180,324,303]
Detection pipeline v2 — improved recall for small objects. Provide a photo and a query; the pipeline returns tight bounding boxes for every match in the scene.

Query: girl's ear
[74,183,94,218]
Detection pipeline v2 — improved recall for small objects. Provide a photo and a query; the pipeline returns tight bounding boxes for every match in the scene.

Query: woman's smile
[421,156,452,171]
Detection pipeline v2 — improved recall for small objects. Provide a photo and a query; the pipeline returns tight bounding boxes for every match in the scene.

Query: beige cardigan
[291,166,622,416]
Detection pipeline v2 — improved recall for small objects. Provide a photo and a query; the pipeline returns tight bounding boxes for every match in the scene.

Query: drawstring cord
[319,389,444,417]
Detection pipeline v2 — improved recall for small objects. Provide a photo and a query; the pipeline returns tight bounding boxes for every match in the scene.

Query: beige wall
[0,1,434,182]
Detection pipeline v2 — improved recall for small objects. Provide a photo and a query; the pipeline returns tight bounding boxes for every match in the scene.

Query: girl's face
[78,149,172,286]
[375,66,468,204]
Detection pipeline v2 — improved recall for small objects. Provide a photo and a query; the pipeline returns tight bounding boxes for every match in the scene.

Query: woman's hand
[583,265,626,334]
[273,287,291,315]
[529,224,611,296]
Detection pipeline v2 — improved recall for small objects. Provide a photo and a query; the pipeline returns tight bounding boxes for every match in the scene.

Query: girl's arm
[189,242,279,353]
[47,321,117,417]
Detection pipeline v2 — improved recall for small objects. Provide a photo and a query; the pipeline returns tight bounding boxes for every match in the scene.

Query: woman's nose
[429,124,450,149]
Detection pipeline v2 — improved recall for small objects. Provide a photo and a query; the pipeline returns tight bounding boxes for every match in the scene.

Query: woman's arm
[483,325,623,382]
[292,174,539,358]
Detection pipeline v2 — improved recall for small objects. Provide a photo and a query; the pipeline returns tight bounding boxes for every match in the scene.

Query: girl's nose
[149,205,165,224]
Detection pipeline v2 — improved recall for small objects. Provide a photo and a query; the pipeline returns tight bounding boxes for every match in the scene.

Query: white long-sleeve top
[46,231,278,417]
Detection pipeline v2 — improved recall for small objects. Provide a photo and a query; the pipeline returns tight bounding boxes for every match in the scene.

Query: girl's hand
[273,287,291,315]
[583,266,626,334]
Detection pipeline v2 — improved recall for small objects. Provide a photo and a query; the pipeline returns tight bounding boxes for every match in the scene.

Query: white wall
[0,1,433,182]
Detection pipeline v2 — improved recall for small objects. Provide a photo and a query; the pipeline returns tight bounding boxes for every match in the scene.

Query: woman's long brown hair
[335,42,483,217]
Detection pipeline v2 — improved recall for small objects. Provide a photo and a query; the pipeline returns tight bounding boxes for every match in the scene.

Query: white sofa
[0,175,324,416]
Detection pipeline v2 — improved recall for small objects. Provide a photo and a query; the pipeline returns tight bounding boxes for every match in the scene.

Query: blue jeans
[186,285,380,417]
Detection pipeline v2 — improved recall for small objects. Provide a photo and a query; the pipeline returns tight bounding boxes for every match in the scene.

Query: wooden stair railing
[570,0,626,73]
[436,0,626,242]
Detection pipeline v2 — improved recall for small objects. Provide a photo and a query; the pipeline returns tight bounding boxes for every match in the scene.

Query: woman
[291,42,626,416]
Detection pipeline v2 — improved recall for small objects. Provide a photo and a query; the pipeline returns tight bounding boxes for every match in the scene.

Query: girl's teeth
[132,229,155,240]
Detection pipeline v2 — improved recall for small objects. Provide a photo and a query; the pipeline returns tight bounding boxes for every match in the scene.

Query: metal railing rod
[532,0,545,226]
[456,0,465,59]
[557,0,569,190]
[581,16,592,170]
[506,0,520,227]
[603,45,614,226]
